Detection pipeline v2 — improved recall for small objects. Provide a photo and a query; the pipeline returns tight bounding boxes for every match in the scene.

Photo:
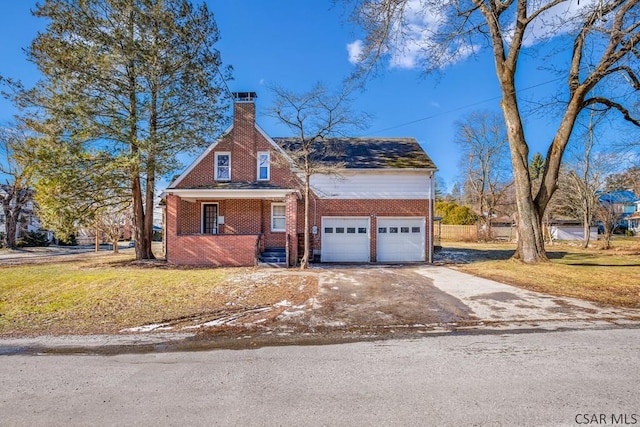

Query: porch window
[202,203,218,234]
[215,152,231,181]
[257,151,270,181]
[271,203,286,232]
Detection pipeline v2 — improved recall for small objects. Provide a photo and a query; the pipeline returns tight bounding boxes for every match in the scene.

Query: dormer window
[215,152,231,181]
[257,151,270,181]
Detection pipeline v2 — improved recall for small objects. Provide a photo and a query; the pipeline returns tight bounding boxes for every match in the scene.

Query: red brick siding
[296,197,431,262]
[166,194,260,266]
[285,193,299,266]
[176,101,299,189]
[167,234,259,267]
[177,199,201,234]
[167,194,288,264]
[176,149,215,188]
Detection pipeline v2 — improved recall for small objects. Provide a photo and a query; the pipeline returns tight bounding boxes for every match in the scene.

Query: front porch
[164,188,300,267]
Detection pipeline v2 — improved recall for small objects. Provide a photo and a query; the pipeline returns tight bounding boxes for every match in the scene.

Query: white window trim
[214,152,231,181]
[271,203,286,232]
[201,202,219,234]
[257,151,270,181]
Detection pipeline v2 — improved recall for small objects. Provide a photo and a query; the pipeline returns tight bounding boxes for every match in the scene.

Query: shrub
[57,234,77,246]
[435,201,479,225]
[17,230,51,247]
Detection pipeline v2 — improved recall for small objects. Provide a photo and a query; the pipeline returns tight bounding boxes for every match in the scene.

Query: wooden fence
[438,224,479,241]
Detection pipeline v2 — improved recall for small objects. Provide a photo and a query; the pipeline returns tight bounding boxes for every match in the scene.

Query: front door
[203,203,218,234]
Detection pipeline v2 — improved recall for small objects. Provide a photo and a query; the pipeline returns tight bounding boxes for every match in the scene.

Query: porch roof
[165,182,299,201]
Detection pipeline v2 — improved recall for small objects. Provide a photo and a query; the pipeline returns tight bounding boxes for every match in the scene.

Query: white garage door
[377,217,425,262]
[321,217,370,262]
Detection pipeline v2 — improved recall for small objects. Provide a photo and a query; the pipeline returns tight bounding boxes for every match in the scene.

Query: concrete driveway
[415,265,640,330]
[272,265,640,335]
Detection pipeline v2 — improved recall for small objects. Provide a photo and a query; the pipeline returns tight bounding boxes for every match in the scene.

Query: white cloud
[347,39,364,64]
[351,0,605,70]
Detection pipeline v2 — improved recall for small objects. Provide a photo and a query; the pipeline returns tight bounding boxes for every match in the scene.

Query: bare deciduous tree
[267,83,369,269]
[95,202,133,254]
[551,113,616,247]
[455,111,513,239]
[0,127,33,249]
[346,0,640,263]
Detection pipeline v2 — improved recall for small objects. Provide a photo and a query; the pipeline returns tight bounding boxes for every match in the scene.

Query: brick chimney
[232,92,257,127]
[231,92,258,182]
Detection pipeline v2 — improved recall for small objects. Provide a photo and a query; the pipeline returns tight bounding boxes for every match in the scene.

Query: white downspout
[428,171,434,263]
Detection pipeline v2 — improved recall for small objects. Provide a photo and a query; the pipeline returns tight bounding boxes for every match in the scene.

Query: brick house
[163,92,437,266]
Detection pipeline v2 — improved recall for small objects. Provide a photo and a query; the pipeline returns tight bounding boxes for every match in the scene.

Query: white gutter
[164,188,300,201]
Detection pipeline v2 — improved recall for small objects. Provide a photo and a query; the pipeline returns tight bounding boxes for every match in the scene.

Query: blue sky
[0,1,573,189]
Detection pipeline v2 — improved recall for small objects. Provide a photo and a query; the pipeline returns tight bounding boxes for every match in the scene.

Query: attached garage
[321,217,370,262]
[376,217,426,262]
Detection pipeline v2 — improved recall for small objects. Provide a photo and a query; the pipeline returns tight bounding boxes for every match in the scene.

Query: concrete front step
[260,248,286,265]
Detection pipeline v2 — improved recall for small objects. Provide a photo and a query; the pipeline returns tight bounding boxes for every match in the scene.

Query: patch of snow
[274,300,292,307]
[320,321,347,327]
[201,318,233,327]
[276,309,306,319]
[121,323,172,333]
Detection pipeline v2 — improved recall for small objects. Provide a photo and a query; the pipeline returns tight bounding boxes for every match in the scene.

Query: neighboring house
[598,190,639,230]
[0,184,43,243]
[628,200,640,235]
[547,219,598,241]
[162,92,438,267]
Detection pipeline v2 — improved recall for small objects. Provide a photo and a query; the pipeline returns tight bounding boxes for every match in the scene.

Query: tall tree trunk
[1,190,22,249]
[300,172,311,269]
[500,79,549,262]
[582,206,591,248]
[5,211,18,249]
[143,156,156,260]
[512,171,548,262]
[142,73,159,260]
[126,6,152,261]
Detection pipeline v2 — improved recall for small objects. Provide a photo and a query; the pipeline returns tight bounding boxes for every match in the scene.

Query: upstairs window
[257,151,270,181]
[215,152,231,181]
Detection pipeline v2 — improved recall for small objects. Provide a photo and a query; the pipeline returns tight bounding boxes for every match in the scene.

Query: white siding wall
[310,170,432,199]
[550,226,598,241]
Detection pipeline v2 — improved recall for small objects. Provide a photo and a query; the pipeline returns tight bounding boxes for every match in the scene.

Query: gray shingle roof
[273,137,437,170]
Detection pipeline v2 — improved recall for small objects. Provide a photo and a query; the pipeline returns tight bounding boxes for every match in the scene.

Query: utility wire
[366,75,566,134]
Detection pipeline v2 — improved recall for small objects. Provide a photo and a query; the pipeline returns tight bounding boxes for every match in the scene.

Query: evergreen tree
[8,0,230,259]
[529,153,545,181]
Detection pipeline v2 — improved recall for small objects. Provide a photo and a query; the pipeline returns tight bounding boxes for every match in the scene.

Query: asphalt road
[2,328,639,426]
